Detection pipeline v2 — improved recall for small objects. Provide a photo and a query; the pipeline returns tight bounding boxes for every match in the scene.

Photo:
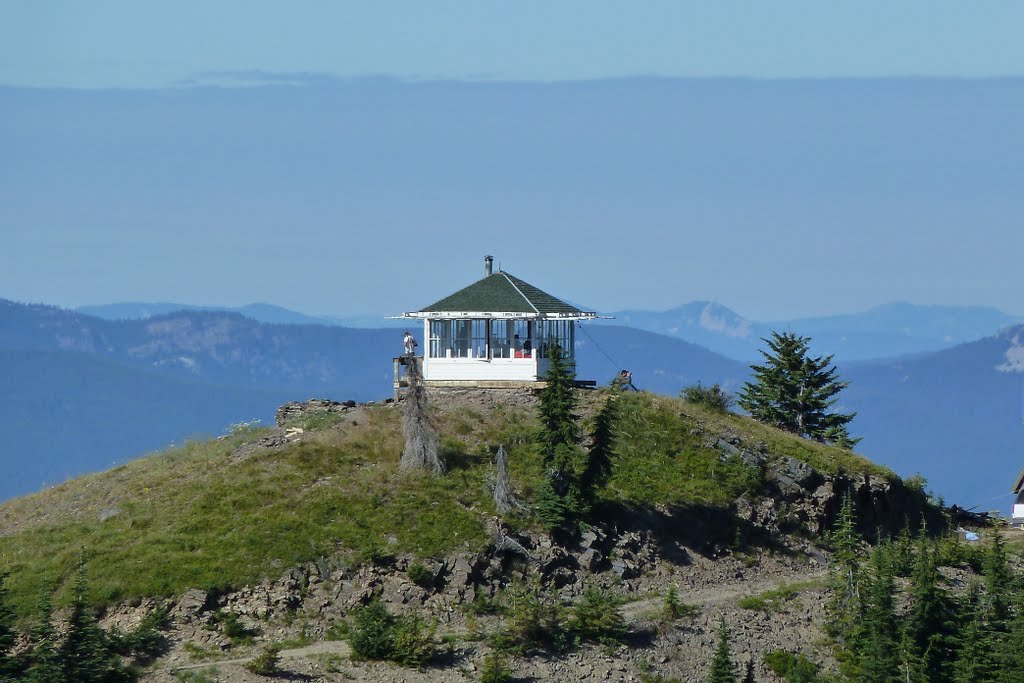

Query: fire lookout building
[396,256,596,392]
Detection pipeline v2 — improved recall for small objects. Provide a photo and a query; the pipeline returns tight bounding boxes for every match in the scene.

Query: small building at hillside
[395,256,596,393]
[1012,468,1024,528]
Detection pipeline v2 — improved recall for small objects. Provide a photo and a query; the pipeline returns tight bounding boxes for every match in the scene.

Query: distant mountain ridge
[77,299,1023,360]
[0,299,406,499]
[603,301,1022,361]
[75,302,407,329]
[2,299,398,392]
[3,298,1023,512]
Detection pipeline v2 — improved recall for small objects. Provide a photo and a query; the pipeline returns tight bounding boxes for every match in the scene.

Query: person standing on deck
[403,331,417,356]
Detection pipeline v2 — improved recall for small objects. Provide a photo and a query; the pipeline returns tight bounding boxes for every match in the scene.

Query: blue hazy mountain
[580,322,1024,511]
[0,348,291,498]
[1,299,402,393]
[80,300,1021,361]
[574,323,749,392]
[3,298,1022,512]
[841,328,1024,514]
[0,299,412,499]
[76,302,406,329]
[603,301,1021,362]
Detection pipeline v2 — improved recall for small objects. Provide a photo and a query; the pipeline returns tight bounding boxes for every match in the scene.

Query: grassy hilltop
[0,390,891,618]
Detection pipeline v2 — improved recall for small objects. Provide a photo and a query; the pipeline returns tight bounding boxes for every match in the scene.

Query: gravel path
[620,567,828,622]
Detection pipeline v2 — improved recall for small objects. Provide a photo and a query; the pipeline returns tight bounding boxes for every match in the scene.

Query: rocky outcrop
[717,434,938,540]
[274,398,360,427]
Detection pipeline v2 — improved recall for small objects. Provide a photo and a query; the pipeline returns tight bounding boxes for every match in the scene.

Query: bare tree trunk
[492,444,516,513]
[400,357,443,475]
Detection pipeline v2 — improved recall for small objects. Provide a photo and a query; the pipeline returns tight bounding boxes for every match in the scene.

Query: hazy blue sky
[2,4,1023,320]
[3,2,1024,88]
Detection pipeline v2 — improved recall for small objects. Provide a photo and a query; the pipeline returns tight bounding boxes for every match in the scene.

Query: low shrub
[463,593,506,616]
[244,644,282,676]
[715,453,765,498]
[209,610,257,646]
[110,604,171,658]
[738,585,799,613]
[325,621,350,641]
[300,411,347,431]
[764,649,821,682]
[407,561,434,588]
[174,670,218,683]
[934,533,984,571]
[662,585,697,623]
[567,586,627,645]
[479,650,515,683]
[392,615,442,667]
[639,675,684,683]
[182,642,219,661]
[349,600,396,661]
[681,383,734,413]
[348,599,445,667]
[492,582,569,654]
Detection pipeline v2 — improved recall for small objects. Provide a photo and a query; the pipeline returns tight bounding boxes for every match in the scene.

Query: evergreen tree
[738,332,859,447]
[897,628,927,683]
[982,532,1013,631]
[826,492,862,646]
[952,581,995,683]
[708,617,738,683]
[741,659,756,683]
[992,585,1024,683]
[579,393,618,504]
[904,539,956,683]
[856,547,900,683]
[24,583,64,683]
[0,573,16,681]
[537,342,580,457]
[535,343,587,531]
[59,557,131,683]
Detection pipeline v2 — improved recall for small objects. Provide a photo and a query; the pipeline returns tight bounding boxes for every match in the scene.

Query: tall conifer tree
[905,540,956,683]
[579,393,618,504]
[59,557,130,683]
[0,573,16,680]
[952,581,994,683]
[24,583,64,683]
[536,342,587,530]
[982,533,1013,631]
[708,617,738,683]
[740,659,756,683]
[738,332,858,447]
[826,491,862,647]
[857,547,900,683]
[993,586,1024,683]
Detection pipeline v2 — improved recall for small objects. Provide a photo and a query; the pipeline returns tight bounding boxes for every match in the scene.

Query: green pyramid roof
[411,271,594,318]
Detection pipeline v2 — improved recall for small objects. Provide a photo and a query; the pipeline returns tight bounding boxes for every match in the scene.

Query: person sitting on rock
[619,369,637,391]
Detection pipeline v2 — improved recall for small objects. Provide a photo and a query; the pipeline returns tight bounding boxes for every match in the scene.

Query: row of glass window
[427,319,574,360]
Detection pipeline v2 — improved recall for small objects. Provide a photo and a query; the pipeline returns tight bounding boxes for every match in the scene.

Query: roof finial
[484,255,494,277]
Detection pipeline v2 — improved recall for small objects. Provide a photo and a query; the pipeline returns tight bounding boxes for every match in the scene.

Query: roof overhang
[403,311,597,320]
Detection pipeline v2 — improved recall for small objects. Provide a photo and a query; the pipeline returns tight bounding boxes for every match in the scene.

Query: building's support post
[393,357,401,401]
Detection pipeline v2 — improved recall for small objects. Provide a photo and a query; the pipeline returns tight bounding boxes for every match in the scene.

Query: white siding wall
[1014,503,1024,519]
[424,356,540,382]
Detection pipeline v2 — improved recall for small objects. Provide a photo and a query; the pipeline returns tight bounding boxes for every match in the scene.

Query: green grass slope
[0,391,892,617]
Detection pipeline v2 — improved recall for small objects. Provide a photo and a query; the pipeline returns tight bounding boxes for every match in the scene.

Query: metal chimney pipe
[484,255,494,276]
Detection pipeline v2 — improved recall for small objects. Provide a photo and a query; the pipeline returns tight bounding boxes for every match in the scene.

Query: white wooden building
[1013,468,1024,527]
[399,256,596,389]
